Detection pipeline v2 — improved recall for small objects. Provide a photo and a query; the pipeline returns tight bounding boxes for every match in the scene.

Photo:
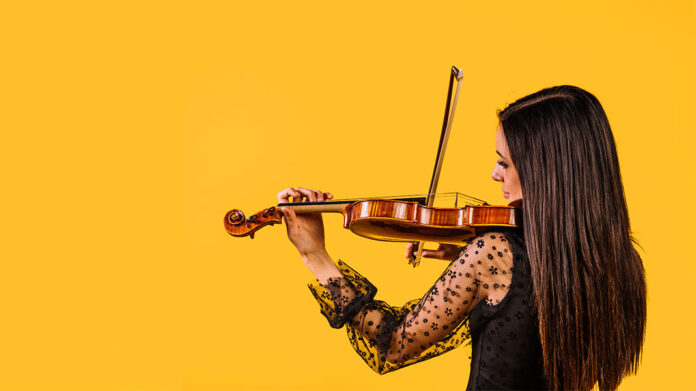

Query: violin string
[329,192,481,203]
[327,192,488,205]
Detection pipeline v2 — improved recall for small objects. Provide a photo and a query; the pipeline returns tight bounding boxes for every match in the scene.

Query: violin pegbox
[223,206,284,239]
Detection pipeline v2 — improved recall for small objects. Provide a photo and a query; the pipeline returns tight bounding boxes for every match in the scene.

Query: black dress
[307,229,546,390]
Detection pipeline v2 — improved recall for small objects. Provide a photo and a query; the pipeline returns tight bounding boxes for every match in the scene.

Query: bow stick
[409,66,465,267]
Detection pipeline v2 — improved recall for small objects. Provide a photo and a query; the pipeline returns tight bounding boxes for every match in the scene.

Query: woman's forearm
[301,249,343,285]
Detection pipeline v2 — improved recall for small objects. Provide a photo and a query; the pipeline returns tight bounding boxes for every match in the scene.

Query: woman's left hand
[277,187,333,257]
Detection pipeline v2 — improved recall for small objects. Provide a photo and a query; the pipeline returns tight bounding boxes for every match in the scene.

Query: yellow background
[1,1,694,390]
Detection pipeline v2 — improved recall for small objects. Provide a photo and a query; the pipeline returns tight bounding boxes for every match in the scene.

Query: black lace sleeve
[306,259,378,329]
[307,233,514,375]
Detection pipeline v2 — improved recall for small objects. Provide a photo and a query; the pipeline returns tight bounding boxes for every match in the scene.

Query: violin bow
[410,66,465,267]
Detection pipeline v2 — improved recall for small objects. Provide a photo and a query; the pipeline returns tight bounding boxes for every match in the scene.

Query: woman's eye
[497,160,509,169]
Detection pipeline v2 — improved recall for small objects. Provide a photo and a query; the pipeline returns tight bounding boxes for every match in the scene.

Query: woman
[278,85,647,391]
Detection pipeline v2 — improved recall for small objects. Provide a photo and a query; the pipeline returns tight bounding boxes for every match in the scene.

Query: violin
[224,193,520,244]
[223,66,520,266]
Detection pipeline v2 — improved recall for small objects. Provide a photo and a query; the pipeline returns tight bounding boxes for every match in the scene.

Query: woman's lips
[503,191,510,199]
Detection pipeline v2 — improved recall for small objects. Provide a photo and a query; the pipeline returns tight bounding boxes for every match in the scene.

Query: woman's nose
[491,166,503,182]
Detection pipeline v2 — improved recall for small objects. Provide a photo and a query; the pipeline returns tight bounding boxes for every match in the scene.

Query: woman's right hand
[278,187,333,257]
[405,242,462,261]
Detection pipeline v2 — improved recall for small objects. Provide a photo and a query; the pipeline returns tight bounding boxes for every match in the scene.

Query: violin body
[224,198,520,245]
[344,199,519,245]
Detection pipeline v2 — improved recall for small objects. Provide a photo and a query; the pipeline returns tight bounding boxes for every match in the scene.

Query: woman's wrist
[298,245,328,259]
[302,248,342,285]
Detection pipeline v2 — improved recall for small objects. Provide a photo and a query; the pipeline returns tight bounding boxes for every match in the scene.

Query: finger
[280,207,296,222]
[324,192,333,200]
[277,187,297,203]
[291,189,302,203]
[422,249,446,259]
[404,242,413,258]
[291,188,304,203]
[294,187,317,202]
[311,188,324,202]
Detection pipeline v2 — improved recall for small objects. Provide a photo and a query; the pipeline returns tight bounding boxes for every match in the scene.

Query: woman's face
[491,123,523,202]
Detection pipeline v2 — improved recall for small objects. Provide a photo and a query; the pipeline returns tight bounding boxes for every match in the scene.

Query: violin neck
[277,201,349,214]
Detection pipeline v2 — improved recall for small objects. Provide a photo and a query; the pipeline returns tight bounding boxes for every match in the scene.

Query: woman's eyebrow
[496,150,503,157]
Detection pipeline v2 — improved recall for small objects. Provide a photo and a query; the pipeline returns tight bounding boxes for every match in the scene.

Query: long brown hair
[497,85,646,391]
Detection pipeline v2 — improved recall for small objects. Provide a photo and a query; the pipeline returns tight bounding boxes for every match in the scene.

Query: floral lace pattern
[306,260,378,329]
[307,233,514,375]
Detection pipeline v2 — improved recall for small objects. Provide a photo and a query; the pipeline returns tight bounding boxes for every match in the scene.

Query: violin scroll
[224,207,283,239]
[227,209,246,225]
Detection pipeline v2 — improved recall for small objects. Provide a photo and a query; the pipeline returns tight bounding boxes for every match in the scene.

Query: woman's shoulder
[468,230,530,283]
[469,229,525,256]
[464,231,517,253]
[456,231,515,268]
[455,231,516,307]
[456,230,526,279]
